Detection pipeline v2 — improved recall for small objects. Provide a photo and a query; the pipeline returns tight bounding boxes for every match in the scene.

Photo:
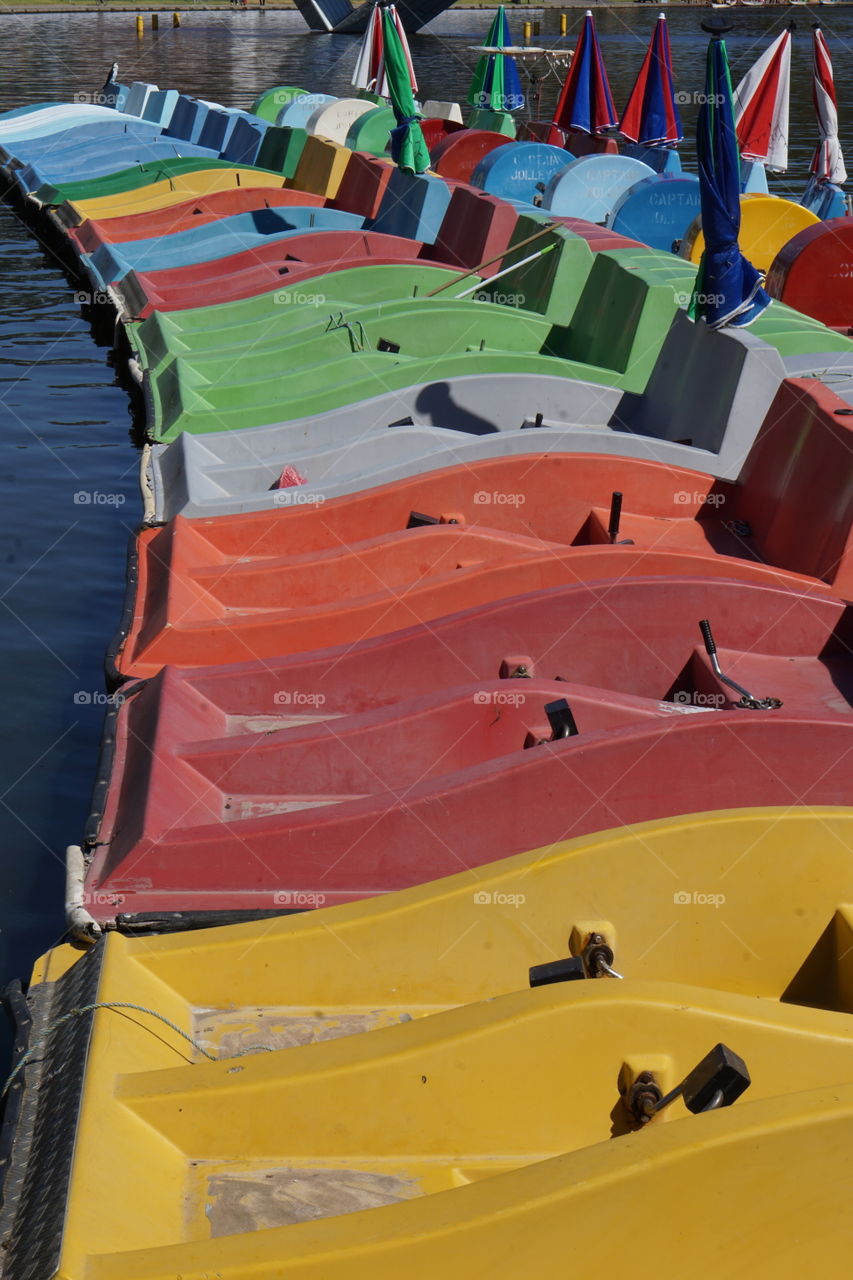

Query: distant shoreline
[0,0,845,14]
[3,1,838,14]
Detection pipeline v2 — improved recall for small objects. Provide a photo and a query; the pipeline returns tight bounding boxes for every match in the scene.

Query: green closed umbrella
[468,7,525,113]
[381,3,429,174]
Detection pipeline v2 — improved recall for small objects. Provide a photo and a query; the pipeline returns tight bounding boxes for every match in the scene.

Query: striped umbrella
[690,23,770,329]
[554,10,617,135]
[467,7,525,113]
[733,24,792,173]
[352,1,418,101]
[811,23,846,185]
[382,3,429,174]
[619,13,682,146]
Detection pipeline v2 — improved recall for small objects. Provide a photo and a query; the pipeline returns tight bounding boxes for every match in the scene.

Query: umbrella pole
[424,223,559,297]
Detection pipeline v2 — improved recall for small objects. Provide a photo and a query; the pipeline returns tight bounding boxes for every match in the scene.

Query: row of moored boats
[1,24,853,1275]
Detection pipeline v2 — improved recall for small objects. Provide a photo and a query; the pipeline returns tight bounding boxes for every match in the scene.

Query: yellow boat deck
[3,809,853,1276]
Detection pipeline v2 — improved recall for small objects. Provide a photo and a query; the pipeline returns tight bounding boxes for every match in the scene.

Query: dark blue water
[0,5,850,1014]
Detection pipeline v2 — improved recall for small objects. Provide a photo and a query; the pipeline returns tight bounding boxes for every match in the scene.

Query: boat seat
[732,376,853,596]
[329,152,393,219]
[286,135,351,198]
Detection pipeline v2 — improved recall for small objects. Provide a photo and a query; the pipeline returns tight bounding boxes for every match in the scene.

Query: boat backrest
[141,89,179,127]
[369,170,453,244]
[220,117,268,165]
[612,309,786,479]
[429,187,518,271]
[330,152,393,218]
[734,377,853,591]
[123,81,158,118]
[473,215,596,321]
[255,125,308,179]
[547,248,696,387]
[287,136,351,198]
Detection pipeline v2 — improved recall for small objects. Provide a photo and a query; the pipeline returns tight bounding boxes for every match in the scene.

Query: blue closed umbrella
[689,22,770,329]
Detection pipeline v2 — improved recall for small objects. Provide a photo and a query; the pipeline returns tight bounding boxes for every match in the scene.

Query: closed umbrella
[733,24,792,173]
[382,3,429,174]
[619,13,682,147]
[352,1,418,102]
[689,20,770,329]
[811,22,846,185]
[554,10,617,135]
[468,7,524,113]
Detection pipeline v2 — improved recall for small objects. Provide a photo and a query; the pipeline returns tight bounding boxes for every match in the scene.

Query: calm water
[0,5,850,1023]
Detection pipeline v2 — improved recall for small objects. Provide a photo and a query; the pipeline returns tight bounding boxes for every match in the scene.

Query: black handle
[546,698,579,740]
[699,618,716,657]
[608,491,623,543]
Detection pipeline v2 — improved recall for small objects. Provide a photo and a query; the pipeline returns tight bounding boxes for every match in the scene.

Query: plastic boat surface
[86,577,853,921]
[4,927,853,1276]
[112,451,852,678]
[79,206,367,289]
[142,308,786,513]
[72,807,853,1006]
[65,186,326,250]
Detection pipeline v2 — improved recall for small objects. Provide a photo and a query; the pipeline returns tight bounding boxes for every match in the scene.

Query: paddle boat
[140,306,785,518]
[66,807,853,1004]
[4,922,853,1274]
[80,575,853,922]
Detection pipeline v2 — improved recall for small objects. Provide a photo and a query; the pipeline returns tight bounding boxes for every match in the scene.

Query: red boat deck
[85,576,853,922]
[112,451,844,680]
[66,187,327,253]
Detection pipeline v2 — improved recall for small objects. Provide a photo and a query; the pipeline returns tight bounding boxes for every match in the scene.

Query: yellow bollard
[136,14,144,36]
[151,12,159,29]
[523,20,531,43]
[560,13,567,36]
[173,11,180,25]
